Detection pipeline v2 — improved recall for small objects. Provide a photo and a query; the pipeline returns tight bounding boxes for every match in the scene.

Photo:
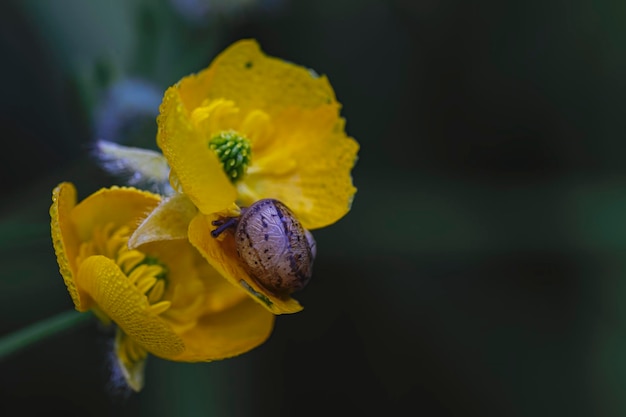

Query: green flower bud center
[208,131,251,183]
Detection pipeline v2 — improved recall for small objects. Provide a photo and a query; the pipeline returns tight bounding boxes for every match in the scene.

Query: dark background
[1,0,626,416]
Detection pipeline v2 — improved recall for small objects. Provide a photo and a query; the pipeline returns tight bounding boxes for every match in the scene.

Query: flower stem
[0,310,92,361]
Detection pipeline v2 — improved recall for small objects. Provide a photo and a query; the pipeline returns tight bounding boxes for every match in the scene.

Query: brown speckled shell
[235,199,315,295]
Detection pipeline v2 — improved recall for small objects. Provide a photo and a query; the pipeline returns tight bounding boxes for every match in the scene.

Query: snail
[211,199,316,296]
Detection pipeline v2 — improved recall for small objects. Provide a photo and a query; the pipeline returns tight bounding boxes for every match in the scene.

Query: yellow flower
[50,182,274,391]
[131,39,359,315]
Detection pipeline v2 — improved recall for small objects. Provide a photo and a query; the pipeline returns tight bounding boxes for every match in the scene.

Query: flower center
[208,130,251,182]
[77,223,170,315]
[77,223,173,385]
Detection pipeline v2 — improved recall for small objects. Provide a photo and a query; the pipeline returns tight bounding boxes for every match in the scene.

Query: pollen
[208,130,251,182]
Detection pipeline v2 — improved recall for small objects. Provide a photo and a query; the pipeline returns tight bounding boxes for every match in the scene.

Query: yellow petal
[138,238,248,314]
[179,39,357,228]
[77,255,185,359]
[177,39,339,117]
[51,184,162,311]
[157,84,237,214]
[128,192,197,249]
[172,296,275,362]
[188,212,304,315]
[131,238,275,361]
[242,108,359,229]
[71,186,161,242]
[50,182,89,310]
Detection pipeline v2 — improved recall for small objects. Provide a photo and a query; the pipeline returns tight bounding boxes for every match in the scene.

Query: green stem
[0,310,92,361]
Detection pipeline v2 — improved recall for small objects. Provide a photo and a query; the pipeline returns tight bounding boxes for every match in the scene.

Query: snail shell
[234,199,316,295]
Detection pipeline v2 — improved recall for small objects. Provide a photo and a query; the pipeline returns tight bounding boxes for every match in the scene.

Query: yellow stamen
[148,279,165,303]
[136,276,158,295]
[127,264,149,284]
[191,99,239,133]
[239,109,273,149]
[77,223,171,320]
[147,300,172,316]
[117,250,146,273]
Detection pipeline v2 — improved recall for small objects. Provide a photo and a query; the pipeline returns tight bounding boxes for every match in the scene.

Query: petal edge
[78,255,185,359]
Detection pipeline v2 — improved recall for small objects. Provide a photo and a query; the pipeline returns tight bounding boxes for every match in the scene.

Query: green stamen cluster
[208,131,251,182]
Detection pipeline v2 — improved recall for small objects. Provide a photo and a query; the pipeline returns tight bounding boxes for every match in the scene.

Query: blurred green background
[1,0,626,415]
